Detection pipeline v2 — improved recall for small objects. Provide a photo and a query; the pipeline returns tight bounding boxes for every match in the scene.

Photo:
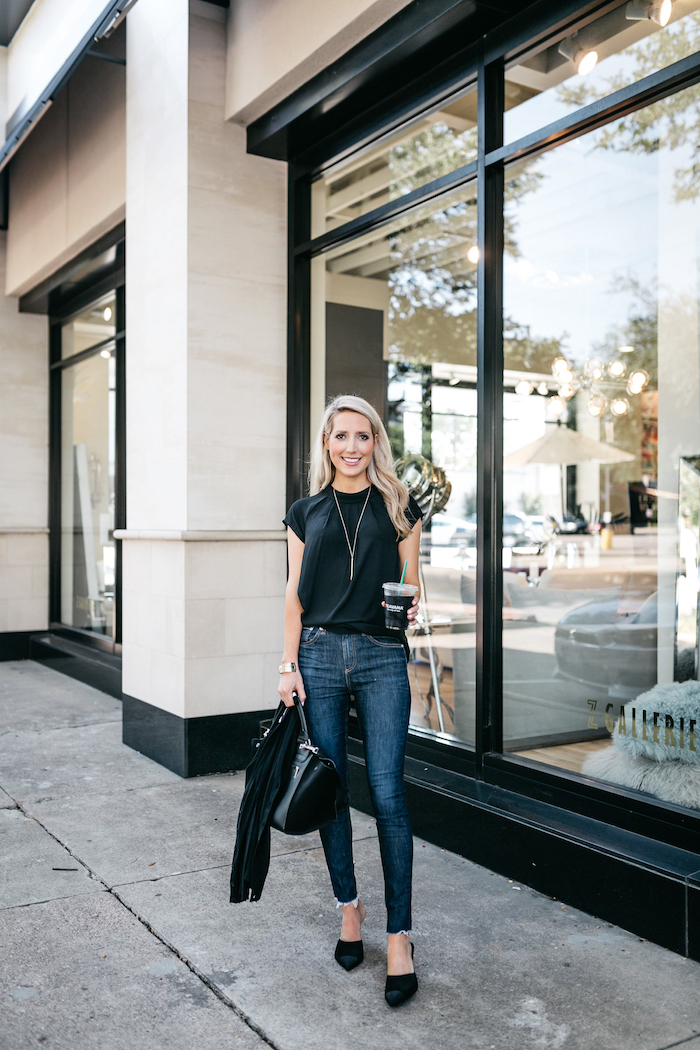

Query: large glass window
[505,0,700,144]
[313,184,479,744]
[313,86,477,238]
[60,350,116,634]
[52,288,123,640]
[61,292,117,359]
[502,83,700,810]
[297,1,700,818]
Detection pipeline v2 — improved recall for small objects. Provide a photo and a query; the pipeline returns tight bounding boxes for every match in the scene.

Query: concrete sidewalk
[1,661,699,1050]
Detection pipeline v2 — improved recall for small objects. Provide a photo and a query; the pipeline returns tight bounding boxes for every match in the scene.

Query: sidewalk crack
[12,800,280,1050]
[0,718,121,738]
[0,887,107,912]
[110,864,229,888]
[655,1033,700,1050]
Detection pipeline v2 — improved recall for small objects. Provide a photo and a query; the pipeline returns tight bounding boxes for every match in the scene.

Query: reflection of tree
[504,320,565,373]
[387,164,563,366]
[389,123,478,199]
[558,14,700,200]
[594,274,658,385]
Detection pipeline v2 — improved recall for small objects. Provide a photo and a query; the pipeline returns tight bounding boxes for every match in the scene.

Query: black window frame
[285,0,700,854]
[48,278,125,658]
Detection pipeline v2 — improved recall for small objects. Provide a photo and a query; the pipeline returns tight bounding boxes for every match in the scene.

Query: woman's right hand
[278,670,306,707]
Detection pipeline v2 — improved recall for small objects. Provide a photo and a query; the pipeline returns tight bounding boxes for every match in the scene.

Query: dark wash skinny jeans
[298,626,413,934]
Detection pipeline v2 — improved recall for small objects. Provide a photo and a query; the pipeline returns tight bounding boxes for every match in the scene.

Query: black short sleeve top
[283,485,422,638]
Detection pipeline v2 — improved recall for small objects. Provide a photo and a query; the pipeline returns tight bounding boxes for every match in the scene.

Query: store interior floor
[408,661,613,774]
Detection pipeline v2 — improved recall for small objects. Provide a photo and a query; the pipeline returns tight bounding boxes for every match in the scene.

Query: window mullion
[476,55,505,773]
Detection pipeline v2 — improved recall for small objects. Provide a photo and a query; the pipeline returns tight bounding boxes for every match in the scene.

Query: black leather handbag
[270,692,343,836]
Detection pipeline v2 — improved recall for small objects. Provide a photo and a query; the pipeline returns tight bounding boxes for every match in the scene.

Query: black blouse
[283,485,422,638]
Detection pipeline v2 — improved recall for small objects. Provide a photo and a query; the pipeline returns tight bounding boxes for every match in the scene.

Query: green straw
[399,560,408,586]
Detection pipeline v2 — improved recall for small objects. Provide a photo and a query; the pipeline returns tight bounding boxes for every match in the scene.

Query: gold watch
[279,661,297,674]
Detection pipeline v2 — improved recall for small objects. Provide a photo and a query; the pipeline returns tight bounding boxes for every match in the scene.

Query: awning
[0,0,137,175]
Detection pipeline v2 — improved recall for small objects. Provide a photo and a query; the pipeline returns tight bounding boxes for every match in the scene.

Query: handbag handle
[292,690,311,743]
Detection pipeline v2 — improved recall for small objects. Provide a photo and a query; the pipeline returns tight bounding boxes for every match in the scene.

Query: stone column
[0,232,49,653]
[120,0,288,775]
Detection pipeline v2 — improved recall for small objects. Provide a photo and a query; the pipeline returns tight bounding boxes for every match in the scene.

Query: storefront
[247,0,700,958]
[1,0,700,959]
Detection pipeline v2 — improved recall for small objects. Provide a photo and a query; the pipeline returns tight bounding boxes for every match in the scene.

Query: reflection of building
[2,0,700,959]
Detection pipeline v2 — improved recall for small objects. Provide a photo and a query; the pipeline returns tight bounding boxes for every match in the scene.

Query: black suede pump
[384,943,417,1007]
[334,939,364,971]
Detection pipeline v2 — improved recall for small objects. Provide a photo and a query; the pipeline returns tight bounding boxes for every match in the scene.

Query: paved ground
[1,660,699,1050]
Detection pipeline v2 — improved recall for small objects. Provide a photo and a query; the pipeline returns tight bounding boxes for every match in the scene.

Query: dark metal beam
[247,0,526,164]
[475,55,505,772]
[286,167,312,509]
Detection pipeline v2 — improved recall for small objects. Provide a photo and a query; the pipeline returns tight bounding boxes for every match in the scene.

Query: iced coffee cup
[383,582,419,630]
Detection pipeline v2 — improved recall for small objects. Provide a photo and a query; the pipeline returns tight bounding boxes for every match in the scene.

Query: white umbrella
[504,422,635,522]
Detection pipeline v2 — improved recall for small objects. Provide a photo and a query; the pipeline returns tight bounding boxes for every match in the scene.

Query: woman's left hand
[406,596,420,626]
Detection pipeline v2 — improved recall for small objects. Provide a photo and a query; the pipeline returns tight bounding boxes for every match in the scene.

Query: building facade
[2,0,700,958]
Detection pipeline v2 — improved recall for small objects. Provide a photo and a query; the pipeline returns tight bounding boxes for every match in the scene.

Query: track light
[626,0,673,27]
[558,35,598,75]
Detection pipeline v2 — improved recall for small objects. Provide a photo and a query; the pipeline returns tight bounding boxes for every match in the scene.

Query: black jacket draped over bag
[229,702,301,903]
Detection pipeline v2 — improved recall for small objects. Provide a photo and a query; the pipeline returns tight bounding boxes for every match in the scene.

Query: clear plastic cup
[383,582,419,630]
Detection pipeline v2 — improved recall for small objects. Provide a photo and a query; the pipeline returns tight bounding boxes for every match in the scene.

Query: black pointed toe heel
[335,939,364,971]
[384,943,417,1007]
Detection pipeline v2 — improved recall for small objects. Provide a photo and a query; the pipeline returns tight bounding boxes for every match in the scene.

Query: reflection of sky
[505,132,658,366]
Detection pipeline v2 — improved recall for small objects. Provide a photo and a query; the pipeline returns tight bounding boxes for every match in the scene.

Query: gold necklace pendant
[333,486,371,581]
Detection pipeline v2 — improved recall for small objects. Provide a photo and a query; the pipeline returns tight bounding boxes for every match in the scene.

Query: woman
[279,394,422,1008]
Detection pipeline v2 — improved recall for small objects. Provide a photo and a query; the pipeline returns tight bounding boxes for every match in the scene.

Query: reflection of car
[526,515,547,541]
[558,513,589,535]
[429,513,477,547]
[462,511,540,548]
[554,592,657,698]
[503,511,535,548]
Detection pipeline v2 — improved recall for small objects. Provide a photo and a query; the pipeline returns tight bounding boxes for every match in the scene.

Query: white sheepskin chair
[582,680,700,809]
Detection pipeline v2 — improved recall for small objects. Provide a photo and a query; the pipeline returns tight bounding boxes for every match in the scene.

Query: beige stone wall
[122,0,288,718]
[188,5,287,532]
[225,0,415,125]
[6,34,126,298]
[0,232,50,631]
[121,538,285,718]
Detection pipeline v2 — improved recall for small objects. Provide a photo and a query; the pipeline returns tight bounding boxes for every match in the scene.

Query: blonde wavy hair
[309,395,413,538]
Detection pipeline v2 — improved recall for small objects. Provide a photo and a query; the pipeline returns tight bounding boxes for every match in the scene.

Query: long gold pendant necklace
[333,486,371,581]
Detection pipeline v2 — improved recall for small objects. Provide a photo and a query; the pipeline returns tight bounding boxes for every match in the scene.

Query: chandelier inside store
[514,351,650,421]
